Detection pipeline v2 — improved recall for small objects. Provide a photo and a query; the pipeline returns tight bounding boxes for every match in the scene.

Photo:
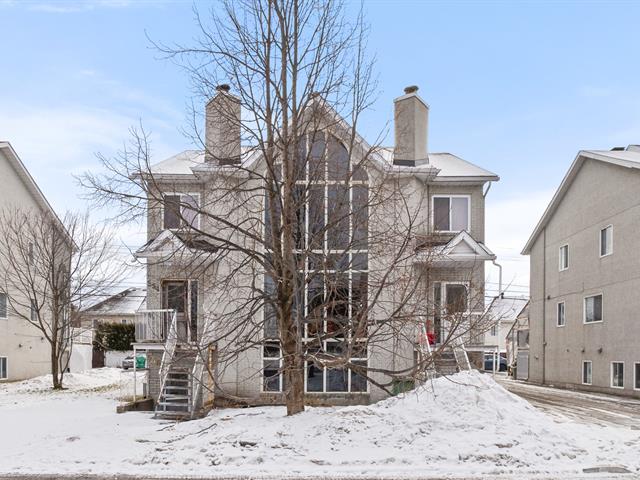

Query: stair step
[160,394,190,401]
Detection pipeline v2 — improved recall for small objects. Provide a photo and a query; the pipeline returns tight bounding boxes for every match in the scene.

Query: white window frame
[431,195,471,233]
[304,350,369,394]
[582,360,592,385]
[556,301,565,327]
[599,225,613,257]
[559,244,569,271]
[583,293,603,324]
[634,362,640,391]
[0,292,7,320]
[611,361,624,389]
[161,192,201,230]
[0,357,7,380]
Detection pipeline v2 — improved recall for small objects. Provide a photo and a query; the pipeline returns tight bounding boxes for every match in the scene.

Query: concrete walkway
[496,376,640,428]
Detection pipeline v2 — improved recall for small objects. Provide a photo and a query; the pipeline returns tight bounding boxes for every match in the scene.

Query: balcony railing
[134,309,175,343]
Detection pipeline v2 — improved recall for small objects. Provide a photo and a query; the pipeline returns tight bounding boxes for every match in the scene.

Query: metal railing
[156,310,179,417]
[134,309,175,343]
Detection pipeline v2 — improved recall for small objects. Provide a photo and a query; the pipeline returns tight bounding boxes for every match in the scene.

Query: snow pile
[1,370,638,477]
[125,370,639,477]
[0,367,125,396]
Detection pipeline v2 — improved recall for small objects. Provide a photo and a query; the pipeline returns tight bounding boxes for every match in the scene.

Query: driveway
[496,375,640,428]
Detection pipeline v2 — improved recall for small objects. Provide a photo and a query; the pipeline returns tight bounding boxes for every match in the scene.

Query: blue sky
[2,0,640,295]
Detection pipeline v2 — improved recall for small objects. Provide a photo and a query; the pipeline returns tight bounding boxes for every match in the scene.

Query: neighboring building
[523,145,640,397]
[79,287,147,327]
[134,85,499,417]
[0,142,70,381]
[506,301,529,380]
[483,294,529,356]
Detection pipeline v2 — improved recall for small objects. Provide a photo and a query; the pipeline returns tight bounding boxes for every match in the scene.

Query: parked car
[483,354,508,372]
[122,355,134,370]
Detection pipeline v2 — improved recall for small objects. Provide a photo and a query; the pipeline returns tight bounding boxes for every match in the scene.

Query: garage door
[516,351,529,380]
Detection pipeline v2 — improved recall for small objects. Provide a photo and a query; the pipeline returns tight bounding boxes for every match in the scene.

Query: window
[490,325,497,336]
[28,242,34,265]
[635,363,640,390]
[0,357,6,380]
[582,360,592,385]
[559,244,569,271]
[30,300,37,322]
[584,294,603,323]
[556,302,565,327]
[262,342,284,392]
[163,193,200,230]
[433,196,470,232]
[0,292,6,319]
[600,225,612,257]
[611,362,624,388]
[263,133,369,394]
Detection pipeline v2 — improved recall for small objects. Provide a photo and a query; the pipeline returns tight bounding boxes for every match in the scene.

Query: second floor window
[163,193,200,230]
[433,196,469,232]
[559,244,569,271]
[600,225,612,257]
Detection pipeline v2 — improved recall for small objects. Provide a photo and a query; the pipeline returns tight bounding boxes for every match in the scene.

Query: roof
[135,229,219,260]
[522,145,640,254]
[414,230,496,265]
[0,142,73,247]
[81,288,147,316]
[485,295,529,324]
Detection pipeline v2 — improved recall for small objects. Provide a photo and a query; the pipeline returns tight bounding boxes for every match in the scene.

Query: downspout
[492,260,503,295]
[542,227,547,385]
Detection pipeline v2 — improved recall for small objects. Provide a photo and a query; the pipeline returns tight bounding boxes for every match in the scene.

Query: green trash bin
[135,354,146,369]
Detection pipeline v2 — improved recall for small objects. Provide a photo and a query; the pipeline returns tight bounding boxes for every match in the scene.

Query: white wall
[69,344,93,373]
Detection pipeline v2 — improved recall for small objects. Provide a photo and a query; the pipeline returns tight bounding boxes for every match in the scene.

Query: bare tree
[0,208,125,389]
[80,0,497,416]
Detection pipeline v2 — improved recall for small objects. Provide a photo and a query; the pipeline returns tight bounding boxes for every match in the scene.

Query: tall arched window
[263,132,369,394]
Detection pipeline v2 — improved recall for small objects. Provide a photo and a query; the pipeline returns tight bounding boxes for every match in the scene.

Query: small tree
[0,208,125,389]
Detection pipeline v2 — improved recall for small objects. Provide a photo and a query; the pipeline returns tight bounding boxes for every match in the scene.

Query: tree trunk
[283,349,305,416]
[51,340,62,390]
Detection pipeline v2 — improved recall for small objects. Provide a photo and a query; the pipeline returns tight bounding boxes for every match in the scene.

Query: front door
[161,281,198,343]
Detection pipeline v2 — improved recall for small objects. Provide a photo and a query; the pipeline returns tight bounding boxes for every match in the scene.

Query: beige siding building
[523,145,640,397]
[0,142,62,381]
[134,86,499,417]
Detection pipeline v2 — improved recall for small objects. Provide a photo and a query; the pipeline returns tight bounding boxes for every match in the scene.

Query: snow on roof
[522,145,640,254]
[378,148,498,180]
[150,147,497,181]
[485,295,529,323]
[81,288,146,316]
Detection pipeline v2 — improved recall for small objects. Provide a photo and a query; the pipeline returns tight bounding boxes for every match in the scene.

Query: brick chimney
[393,85,429,166]
[205,84,241,165]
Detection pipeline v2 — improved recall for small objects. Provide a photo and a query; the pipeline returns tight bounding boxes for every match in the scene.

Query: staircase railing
[156,309,178,415]
[419,323,437,381]
[451,335,471,371]
[189,316,213,418]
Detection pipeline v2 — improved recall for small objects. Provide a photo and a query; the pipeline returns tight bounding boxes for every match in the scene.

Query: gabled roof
[135,230,218,260]
[0,142,72,246]
[522,146,640,254]
[415,230,495,264]
[81,287,147,316]
[484,295,529,324]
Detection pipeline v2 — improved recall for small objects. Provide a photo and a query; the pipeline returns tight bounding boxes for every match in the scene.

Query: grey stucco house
[523,145,640,397]
[133,86,499,417]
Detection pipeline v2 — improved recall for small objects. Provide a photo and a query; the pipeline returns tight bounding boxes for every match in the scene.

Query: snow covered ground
[0,368,638,478]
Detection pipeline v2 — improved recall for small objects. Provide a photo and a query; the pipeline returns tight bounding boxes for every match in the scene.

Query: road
[496,375,640,429]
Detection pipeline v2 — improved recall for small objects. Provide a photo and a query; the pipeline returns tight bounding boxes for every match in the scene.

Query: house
[80,287,147,327]
[75,287,147,369]
[483,294,529,358]
[522,145,640,397]
[505,300,529,379]
[0,142,69,381]
[133,85,499,417]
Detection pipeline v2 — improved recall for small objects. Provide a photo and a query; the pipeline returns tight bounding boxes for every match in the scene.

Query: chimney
[205,84,241,165]
[393,85,429,166]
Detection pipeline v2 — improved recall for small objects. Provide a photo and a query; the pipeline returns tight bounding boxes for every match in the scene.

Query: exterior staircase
[433,348,460,376]
[156,367,192,419]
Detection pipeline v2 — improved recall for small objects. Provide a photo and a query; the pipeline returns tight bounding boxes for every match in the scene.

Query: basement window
[582,360,592,385]
[635,363,640,390]
[432,196,470,232]
[556,301,565,327]
[262,342,284,392]
[0,357,6,380]
[611,362,624,389]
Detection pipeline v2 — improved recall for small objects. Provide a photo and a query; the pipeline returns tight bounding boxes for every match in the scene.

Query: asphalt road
[496,375,640,429]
